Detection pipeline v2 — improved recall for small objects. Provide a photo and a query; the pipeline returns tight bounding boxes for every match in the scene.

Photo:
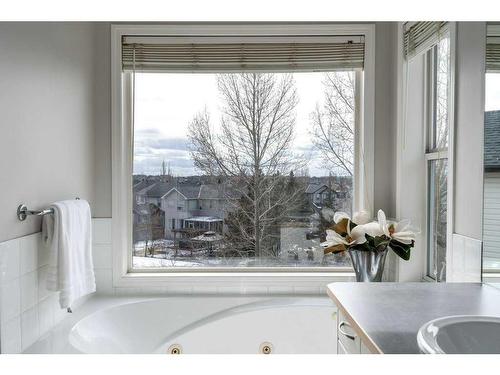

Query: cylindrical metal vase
[348,248,388,282]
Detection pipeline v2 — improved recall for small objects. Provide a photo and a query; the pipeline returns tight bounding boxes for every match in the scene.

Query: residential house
[161,182,231,239]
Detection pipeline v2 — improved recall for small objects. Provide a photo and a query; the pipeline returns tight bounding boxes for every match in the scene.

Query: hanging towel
[42,199,96,309]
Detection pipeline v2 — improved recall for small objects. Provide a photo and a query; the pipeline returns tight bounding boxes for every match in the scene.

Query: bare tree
[188,73,305,257]
[310,72,355,176]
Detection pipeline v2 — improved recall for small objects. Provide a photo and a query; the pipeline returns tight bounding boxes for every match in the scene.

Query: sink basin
[417,315,500,354]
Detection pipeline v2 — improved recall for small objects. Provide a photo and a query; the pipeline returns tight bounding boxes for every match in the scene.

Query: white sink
[417,315,500,354]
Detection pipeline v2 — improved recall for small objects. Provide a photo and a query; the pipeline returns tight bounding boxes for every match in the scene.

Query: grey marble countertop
[327,282,500,354]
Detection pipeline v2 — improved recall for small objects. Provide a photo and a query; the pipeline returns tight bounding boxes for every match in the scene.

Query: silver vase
[348,248,388,282]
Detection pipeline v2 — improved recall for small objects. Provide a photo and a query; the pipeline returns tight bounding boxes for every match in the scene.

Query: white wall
[396,52,427,282]
[0,22,110,242]
[453,22,486,239]
[447,22,486,282]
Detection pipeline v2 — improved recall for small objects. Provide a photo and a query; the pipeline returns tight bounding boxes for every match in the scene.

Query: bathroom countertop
[327,282,500,354]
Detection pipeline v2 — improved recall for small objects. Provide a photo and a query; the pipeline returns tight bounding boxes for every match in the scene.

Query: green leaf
[389,240,411,261]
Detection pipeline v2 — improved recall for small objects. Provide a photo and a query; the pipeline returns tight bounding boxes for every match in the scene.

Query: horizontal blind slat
[403,21,447,59]
[121,40,365,72]
[486,41,500,72]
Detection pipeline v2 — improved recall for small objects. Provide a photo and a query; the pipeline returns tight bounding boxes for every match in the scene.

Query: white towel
[42,199,96,309]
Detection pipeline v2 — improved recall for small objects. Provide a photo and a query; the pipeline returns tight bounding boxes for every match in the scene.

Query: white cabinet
[337,339,348,354]
[336,309,374,354]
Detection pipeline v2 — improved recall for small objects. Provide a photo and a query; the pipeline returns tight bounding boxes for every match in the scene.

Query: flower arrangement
[321,209,416,261]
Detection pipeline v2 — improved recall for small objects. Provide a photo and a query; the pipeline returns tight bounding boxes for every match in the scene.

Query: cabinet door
[337,309,361,354]
[337,339,348,354]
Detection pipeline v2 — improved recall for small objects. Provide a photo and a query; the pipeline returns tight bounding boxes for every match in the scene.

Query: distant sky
[133,72,327,176]
[486,73,500,111]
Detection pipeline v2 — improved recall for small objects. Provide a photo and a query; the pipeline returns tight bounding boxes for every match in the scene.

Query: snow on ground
[132,253,351,268]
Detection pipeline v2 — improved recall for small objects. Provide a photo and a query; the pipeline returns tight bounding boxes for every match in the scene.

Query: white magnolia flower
[329,209,372,225]
[377,209,416,245]
[362,221,385,237]
[352,209,372,225]
[321,222,367,248]
[333,211,350,224]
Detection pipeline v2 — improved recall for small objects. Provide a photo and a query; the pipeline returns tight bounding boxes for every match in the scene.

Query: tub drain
[260,342,273,354]
[168,344,182,354]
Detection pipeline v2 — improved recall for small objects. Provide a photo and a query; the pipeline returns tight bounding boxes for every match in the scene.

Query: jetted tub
[67,296,337,354]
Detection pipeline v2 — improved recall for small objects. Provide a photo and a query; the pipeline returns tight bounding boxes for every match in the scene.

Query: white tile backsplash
[20,271,37,312]
[37,236,50,268]
[92,244,112,270]
[94,269,113,295]
[38,297,54,336]
[37,265,51,302]
[450,233,482,282]
[0,316,21,354]
[92,219,112,244]
[0,232,70,353]
[19,234,39,275]
[21,306,39,350]
[1,278,21,323]
[0,239,20,283]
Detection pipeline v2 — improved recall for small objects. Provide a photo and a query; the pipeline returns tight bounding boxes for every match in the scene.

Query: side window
[425,36,450,281]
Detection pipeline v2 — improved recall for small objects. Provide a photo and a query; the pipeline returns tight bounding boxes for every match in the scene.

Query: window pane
[427,159,448,281]
[433,37,450,150]
[132,71,356,269]
[482,73,500,271]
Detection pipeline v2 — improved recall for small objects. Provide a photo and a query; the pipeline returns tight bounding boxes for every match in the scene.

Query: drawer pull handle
[339,321,356,340]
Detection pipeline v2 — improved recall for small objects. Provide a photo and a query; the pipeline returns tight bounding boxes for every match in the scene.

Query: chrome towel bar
[17,198,80,221]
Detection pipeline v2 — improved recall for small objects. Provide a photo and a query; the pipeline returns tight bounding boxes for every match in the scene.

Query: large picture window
[112,25,374,276]
[132,70,358,268]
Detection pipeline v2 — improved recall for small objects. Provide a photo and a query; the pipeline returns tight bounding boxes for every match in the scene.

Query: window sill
[113,269,356,291]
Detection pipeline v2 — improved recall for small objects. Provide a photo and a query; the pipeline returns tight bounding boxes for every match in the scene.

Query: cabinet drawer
[337,309,361,354]
[337,339,347,354]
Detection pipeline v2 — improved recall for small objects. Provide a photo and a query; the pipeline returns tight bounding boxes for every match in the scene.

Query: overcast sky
[486,73,500,111]
[133,72,327,176]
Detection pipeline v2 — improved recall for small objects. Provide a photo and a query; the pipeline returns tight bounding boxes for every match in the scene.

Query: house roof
[161,182,241,200]
[137,181,175,198]
[133,179,155,192]
[485,110,500,171]
[305,183,331,194]
[175,184,202,199]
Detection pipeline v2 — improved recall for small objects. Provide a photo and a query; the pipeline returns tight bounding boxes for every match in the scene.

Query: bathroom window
[425,36,450,281]
[113,25,375,274]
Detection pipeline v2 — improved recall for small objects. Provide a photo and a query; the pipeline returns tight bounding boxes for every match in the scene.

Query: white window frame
[397,23,456,282]
[424,25,456,282]
[111,23,375,288]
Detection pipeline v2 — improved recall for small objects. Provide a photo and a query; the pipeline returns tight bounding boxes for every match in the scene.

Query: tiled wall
[91,218,113,295]
[449,234,482,282]
[0,233,68,353]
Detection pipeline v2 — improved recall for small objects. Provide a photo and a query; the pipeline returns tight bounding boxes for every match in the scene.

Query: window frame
[111,23,375,287]
[422,25,455,282]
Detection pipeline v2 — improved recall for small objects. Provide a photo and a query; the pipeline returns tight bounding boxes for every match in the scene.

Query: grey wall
[0,22,110,242]
[454,22,486,239]
[374,22,398,218]
[92,23,112,218]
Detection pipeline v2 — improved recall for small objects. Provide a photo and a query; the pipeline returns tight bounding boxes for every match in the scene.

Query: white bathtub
[63,296,337,354]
